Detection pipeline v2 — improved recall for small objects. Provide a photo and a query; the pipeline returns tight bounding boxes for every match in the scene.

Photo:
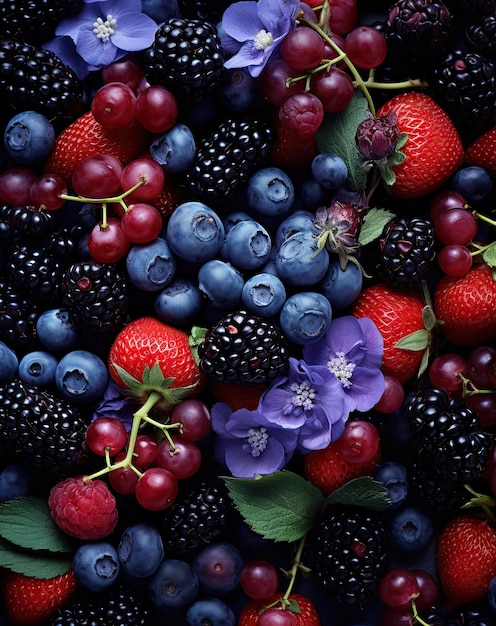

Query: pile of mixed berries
[1,0,496,624]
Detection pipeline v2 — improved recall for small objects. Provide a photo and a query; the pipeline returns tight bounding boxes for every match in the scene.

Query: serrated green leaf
[482,242,496,268]
[0,497,77,553]
[395,329,430,351]
[224,471,325,542]
[358,208,396,246]
[111,363,142,390]
[326,476,391,511]
[0,539,72,578]
[377,162,396,187]
[315,91,369,192]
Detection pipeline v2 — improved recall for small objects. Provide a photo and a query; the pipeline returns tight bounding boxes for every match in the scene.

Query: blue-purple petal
[110,12,158,50]
[222,1,265,42]
[347,367,385,412]
[76,26,119,66]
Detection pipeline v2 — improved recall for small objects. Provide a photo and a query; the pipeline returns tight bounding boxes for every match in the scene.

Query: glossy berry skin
[156,436,202,480]
[147,558,199,613]
[276,231,329,287]
[378,568,420,611]
[246,167,295,220]
[121,202,163,244]
[279,92,324,138]
[154,277,205,326]
[311,153,349,190]
[224,219,272,272]
[240,560,279,600]
[136,85,178,133]
[135,467,179,511]
[280,26,325,71]
[35,308,79,353]
[72,541,120,592]
[117,522,164,579]
[186,597,236,626]
[170,399,211,441]
[197,259,244,308]
[390,506,433,553]
[91,82,137,128]
[0,342,18,384]
[373,462,408,510]
[318,260,363,309]
[150,123,196,174]
[85,417,127,457]
[55,350,109,405]
[218,68,262,113]
[451,165,494,206]
[125,237,177,292]
[4,111,55,165]
[238,593,321,626]
[0,463,32,501]
[166,201,224,263]
[242,272,287,318]
[279,291,332,345]
[192,542,244,596]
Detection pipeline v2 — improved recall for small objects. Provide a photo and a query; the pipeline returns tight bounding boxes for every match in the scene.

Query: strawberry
[208,380,267,412]
[465,123,496,177]
[44,111,150,185]
[238,592,321,626]
[350,283,427,383]
[434,263,496,346]
[108,316,205,408]
[271,121,318,170]
[1,569,77,625]
[437,515,496,608]
[303,439,381,496]
[376,92,464,199]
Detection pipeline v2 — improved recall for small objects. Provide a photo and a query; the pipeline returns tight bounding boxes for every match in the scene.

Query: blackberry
[50,584,148,625]
[0,378,89,473]
[465,14,496,63]
[178,0,231,24]
[159,481,232,556]
[184,116,275,203]
[45,223,86,263]
[312,507,390,607]
[447,605,496,626]
[406,387,492,511]
[7,205,54,244]
[0,0,84,46]
[6,245,64,304]
[378,215,436,288]
[61,261,130,338]
[0,279,40,354]
[0,38,83,120]
[429,48,496,131]
[198,309,289,385]
[143,17,225,102]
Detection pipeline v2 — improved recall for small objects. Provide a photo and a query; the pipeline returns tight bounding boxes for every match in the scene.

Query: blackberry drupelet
[0,0,84,46]
[429,48,496,131]
[184,116,275,203]
[378,216,436,288]
[447,605,496,626]
[159,481,231,556]
[143,17,225,102]
[0,38,83,120]
[465,14,496,63]
[198,309,289,385]
[0,279,40,354]
[178,0,231,24]
[0,378,89,474]
[312,506,390,607]
[6,245,64,304]
[7,205,54,244]
[61,261,130,338]
[406,387,492,511]
[45,223,86,263]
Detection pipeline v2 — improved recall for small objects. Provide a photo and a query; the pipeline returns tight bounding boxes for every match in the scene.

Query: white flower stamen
[327,351,356,389]
[247,427,269,457]
[290,381,316,411]
[253,29,274,50]
[93,15,117,43]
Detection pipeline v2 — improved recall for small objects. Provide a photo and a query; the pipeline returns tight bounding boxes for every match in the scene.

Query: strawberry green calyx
[462,484,496,522]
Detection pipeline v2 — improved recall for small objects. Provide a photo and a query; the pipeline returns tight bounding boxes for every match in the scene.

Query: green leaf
[315,91,369,192]
[387,150,406,167]
[422,305,437,332]
[377,162,396,187]
[189,326,207,366]
[0,539,72,578]
[326,476,391,511]
[482,242,496,268]
[358,208,396,246]
[224,471,325,542]
[111,363,142,391]
[395,329,430,351]
[395,132,408,150]
[0,497,77,553]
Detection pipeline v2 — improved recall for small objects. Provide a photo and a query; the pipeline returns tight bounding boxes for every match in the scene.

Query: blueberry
[198,260,244,309]
[192,542,244,596]
[150,123,196,174]
[219,211,252,259]
[185,597,236,626]
[0,342,18,383]
[242,272,286,318]
[218,68,262,113]
[246,167,295,220]
[224,219,272,271]
[72,541,120,592]
[373,461,409,510]
[117,522,164,580]
[36,308,79,353]
[279,291,332,344]
[0,463,32,501]
[55,350,109,404]
[390,505,433,553]
[166,201,224,263]
[275,210,317,249]
[299,178,333,210]
[147,558,199,613]
[488,576,496,613]
[318,259,363,309]
[311,153,349,190]
[451,165,494,206]
[126,237,177,292]
[275,230,329,287]
[18,350,58,387]
[154,277,204,326]
[4,111,55,165]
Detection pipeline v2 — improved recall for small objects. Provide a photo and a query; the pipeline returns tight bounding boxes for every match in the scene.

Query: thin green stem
[59,178,144,205]
[475,211,496,227]
[282,535,307,603]
[412,599,431,626]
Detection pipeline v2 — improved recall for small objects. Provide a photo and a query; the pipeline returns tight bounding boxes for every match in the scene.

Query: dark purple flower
[258,358,349,452]
[211,403,298,478]
[92,379,138,430]
[355,111,401,162]
[303,315,385,412]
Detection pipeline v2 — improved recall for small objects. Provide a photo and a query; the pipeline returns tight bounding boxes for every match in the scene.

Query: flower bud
[355,111,400,161]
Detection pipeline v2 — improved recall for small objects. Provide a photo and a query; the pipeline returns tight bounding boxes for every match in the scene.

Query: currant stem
[281,535,308,604]
[59,178,144,205]
[411,599,430,626]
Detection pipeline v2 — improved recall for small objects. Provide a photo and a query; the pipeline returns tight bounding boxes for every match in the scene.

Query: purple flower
[303,315,385,413]
[92,379,138,430]
[211,403,298,478]
[355,111,401,162]
[43,0,157,77]
[220,0,300,77]
[258,358,349,452]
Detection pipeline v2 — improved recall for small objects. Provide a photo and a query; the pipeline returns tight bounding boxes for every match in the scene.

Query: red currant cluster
[84,398,212,511]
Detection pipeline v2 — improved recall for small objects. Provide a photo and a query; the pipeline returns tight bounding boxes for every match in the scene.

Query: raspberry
[48,476,118,540]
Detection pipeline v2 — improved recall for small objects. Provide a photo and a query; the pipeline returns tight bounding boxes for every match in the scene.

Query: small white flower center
[247,427,269,457]
[253,29,274,50]
[327,351,356,389]
[93,15,117,43]
[290,381,316,410]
